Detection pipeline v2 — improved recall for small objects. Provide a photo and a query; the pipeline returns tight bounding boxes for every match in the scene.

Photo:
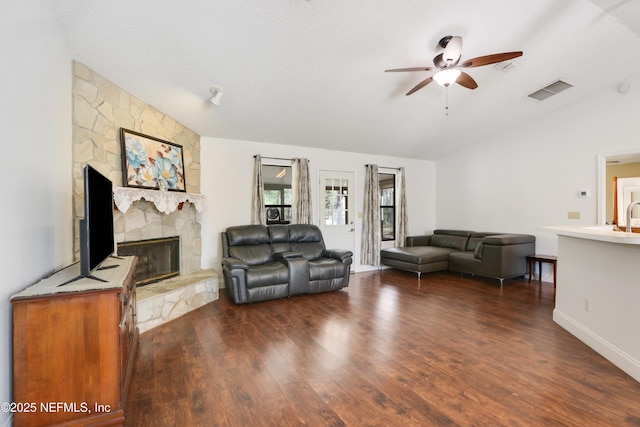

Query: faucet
[626,201,640,235]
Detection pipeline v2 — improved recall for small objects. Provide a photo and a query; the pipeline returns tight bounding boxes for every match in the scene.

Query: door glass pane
[324,178,349,226]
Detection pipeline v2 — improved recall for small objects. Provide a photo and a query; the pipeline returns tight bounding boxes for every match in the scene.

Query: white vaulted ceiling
[50,0,640,160]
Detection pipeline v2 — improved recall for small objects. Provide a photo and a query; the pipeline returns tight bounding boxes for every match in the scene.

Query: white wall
[436,79,640,281]
[200,137,436,274]
[0,2,73,424]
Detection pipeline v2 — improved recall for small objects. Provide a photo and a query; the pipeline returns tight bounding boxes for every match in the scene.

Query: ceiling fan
[386,36,523,96]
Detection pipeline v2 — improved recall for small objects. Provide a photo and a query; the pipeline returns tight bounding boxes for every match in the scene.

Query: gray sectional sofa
[380,229,535,284]
[221,224,353,304]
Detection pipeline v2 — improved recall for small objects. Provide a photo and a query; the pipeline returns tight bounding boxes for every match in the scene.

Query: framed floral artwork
[120,128,186,192]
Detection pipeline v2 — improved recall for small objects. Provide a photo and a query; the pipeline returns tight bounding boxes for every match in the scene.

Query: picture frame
[120,128,186,192]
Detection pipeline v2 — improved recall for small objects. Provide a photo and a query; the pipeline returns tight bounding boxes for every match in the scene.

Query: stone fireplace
[71,60,203,269]
[112,192,202,277]
[71,62,218,333]
[117,236,180,286]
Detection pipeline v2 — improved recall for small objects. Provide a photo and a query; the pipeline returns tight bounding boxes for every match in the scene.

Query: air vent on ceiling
[527,79,573,102]
[494,60,520,73]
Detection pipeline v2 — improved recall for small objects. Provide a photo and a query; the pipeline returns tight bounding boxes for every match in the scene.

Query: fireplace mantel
[113,186,205,215]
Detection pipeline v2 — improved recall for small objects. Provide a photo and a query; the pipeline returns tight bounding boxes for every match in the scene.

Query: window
[262,165,292,224]
[380,173,395,241]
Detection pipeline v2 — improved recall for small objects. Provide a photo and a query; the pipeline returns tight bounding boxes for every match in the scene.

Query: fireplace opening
[117,236,180,286]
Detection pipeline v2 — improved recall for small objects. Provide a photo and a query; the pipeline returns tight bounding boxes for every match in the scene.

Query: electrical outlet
[568,211,581,220]
[584,298,590,312]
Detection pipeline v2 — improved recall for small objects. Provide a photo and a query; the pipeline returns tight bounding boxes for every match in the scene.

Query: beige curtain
[361,164,380,266]
[397,167,408,247]
[292,158,312,224]
[251,155,266,225]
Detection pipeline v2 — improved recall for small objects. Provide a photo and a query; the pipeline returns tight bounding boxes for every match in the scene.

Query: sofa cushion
[269,224,290,242]
[429,232,470,251]
[289,224,325,260]
[226,225,274,265]
[269,224,291,254]
[448,251,483,275]
[466,232,502,251]
[474,243,484,259]
[291,242,325,260]
[289,224,323,242]
[245,261,289,288]
[309,258,345,280]
[227,225,270,246]
[434,229,473,237]
[229,244,274,266]
[381,246,457,264]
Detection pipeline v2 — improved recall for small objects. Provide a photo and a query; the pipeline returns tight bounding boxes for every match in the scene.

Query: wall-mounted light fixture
[209,86,223,106]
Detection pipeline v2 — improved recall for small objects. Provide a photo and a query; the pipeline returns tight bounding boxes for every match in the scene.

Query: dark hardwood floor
[125,270,640,426]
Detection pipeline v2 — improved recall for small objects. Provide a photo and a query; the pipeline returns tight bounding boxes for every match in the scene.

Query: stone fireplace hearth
[136,269,218,333]
[110,191,216,332]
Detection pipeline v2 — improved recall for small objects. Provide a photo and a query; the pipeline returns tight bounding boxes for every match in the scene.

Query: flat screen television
[60,164,116,286]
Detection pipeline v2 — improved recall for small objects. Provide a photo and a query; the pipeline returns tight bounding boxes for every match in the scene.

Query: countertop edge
[539,225,640,245]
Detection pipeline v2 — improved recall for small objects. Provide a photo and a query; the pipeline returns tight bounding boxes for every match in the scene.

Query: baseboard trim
[553,308,640,383]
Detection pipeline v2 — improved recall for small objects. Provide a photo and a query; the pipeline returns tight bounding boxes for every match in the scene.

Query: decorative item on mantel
[113,186,205,215]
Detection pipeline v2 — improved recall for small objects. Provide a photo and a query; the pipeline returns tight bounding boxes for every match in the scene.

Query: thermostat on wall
[578,189,591,198]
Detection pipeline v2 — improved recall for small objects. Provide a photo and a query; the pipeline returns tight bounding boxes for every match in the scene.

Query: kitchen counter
[541,225,640,245]
[542,225,640,383]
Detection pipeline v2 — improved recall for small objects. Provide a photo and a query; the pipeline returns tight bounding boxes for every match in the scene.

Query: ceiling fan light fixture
[433,69,461,87]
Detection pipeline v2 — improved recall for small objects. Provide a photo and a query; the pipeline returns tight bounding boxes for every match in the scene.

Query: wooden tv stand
[11,256,138,427]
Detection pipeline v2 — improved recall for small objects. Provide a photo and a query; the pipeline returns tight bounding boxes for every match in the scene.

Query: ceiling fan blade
[385,66,434,72]
[406,77,434,95]
[456,71,478,89]
[460,51,523,68]
[443,36,462,64]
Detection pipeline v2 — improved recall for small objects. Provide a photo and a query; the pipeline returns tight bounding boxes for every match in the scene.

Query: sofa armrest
[322,249,353,263]
[481,234,536,246]
[477,234,536,278]
[406,235,431,247]
[221,256,249,270]
[222,258,250,304]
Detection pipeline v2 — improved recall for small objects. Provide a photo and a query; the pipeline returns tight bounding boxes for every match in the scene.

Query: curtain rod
[366,164,401,171]
[254,155,310,162]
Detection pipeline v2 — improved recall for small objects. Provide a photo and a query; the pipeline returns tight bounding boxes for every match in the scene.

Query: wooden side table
[527,254,557,287]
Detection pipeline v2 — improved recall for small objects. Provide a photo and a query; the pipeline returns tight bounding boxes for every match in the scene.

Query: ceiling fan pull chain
[445,86,450,116]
